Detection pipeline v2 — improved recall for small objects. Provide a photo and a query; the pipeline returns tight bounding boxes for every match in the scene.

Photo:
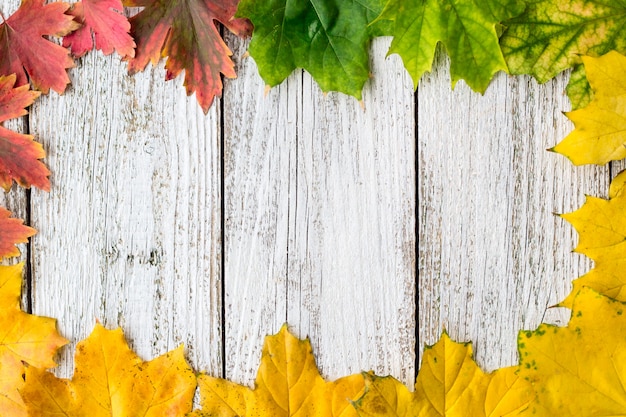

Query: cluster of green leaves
[238,0,526,97]
[238,0,626,109]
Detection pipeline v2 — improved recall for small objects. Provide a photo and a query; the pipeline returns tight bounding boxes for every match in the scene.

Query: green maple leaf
[500,0,626,107]
[235,0,387,99]
[377,0,524,93]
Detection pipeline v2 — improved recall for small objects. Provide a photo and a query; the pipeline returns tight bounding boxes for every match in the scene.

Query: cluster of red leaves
[0,0,250,108]
[0,0,250,259]
[0,73,44,258]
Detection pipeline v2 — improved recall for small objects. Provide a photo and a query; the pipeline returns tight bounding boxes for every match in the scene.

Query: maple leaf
[518,287,626,415]
[0,74,50,191]
[500,0,626,105]
[21,323,196,417]
[191,324,365,417]
[560,169,626,307]
[353,332,534,416]
[0,207,35,258]
[235,0,386,99]
[0,263,67,417]
[63,0,135,58]
[0,0,79,94]
[552,52,626,165]
[123,0,252,113]
[376,0,524,93]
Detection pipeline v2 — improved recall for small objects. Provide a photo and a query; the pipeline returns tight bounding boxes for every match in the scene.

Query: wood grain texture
[28,52,222,377]
[417,54,608,371]
[223,36,416,385]
[294,39,415,384]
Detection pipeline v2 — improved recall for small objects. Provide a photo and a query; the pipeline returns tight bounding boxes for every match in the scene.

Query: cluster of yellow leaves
[0,263,66,417]
[21,324,196,416]
[560,169,626,306]
[188,284,626,416]
[0,264,196,417]
[353,334,534,417]
[191,325,365,417]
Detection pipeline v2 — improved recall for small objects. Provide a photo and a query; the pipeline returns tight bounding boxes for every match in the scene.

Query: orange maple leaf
[123,0,252,113]
[63,0,136,58]
[21,323,197,417]
[0,263,67,417]
[0,0,79,94]
[0,207,35,258]
[0,74,50,191]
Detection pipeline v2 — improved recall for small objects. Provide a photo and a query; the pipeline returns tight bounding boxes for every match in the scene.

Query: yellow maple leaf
[553,51,626,165]
[0,262,67,417]
[20,323,196,417]
[352,332,534,417]
[561,169,626,307]
[518,287,626,415]
[191,324,365,417]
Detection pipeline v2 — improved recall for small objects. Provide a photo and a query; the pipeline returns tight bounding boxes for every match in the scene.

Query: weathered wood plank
[417,55,608,371]
[222,34,296,384]
[294,41,416,384]
[223,36,416,385]
[28,53,223,377]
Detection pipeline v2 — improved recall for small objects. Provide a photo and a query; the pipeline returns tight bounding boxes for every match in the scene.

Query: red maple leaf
[0,74,50,191]
[123,0,253,113]
[63,0,135,58]
[0,207,35,258]
[0,0,79,94]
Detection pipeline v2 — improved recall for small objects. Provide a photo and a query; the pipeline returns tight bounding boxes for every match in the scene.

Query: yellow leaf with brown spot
[21,323,196,417]
[553,51,626,165]
[0,263,66,417]
[561,169,626,306]
[191,324,365,417]
[353,332,534,416]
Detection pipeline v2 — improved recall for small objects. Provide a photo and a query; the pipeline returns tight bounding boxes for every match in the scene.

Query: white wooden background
[1,0,609,391]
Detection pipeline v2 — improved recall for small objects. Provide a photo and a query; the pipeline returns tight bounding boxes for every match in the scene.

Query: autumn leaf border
[0,0,625,415]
